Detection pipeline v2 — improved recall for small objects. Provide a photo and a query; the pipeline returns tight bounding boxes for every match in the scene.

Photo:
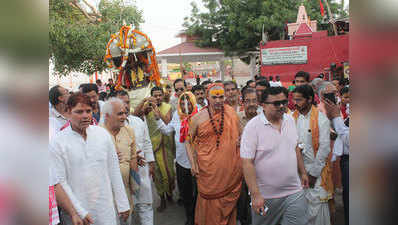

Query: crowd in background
[49,71,350,225]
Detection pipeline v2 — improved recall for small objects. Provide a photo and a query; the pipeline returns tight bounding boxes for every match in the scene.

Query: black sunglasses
[175,88,185,92]
[264,100,288,107]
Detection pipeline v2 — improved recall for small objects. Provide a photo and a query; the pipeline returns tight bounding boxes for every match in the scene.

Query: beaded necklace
[207,106,225,149]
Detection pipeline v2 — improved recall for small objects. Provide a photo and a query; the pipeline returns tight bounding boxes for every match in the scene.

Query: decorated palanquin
[104,25,161,90]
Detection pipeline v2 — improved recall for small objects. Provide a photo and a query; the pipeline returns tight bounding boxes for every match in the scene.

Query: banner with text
[261,46,308,65]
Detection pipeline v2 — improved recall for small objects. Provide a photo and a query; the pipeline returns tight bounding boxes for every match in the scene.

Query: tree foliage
[49,0,144,76]
[183,0,346,57]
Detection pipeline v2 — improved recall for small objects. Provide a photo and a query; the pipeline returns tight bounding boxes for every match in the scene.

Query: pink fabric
[240,113,302,199]
[49,185,59,225]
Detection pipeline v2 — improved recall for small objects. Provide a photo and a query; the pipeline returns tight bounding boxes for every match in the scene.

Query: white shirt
[50,125,130,224]
[170,94,178,113]
[49,107,68,139]
[269,81,276,87]
[126,115,154,163]
[98,100,105,112]
[156,111,191,169]
[332,117,350,161]
[273,81,283,87]
[296,109,331,178]
[125,115,154,204]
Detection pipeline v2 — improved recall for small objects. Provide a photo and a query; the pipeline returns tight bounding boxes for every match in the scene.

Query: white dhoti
[305,177,331,225]
[132,164,154,225]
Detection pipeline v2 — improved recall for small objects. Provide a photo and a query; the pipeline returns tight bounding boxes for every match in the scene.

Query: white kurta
[126,115,154,204]
[296,109,331,225]
[156,111,191,169]
[50,125,130,225]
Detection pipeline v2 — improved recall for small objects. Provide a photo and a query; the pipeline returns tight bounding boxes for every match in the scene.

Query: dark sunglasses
[175,88,185,92]
[264,100,288,107]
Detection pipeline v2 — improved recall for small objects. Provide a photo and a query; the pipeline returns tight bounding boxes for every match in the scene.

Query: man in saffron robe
[188,83,242,225]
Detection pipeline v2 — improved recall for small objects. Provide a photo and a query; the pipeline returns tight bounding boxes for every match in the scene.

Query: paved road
[153,190,346,225]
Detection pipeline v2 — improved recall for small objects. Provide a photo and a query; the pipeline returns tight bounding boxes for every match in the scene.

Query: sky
[89,0,349,52]
[134,0,205,52]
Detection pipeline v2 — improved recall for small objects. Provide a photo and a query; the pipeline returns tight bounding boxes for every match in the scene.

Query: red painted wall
[260,32,349,82]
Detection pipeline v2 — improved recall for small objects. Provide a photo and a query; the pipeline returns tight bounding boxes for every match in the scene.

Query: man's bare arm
[133,98,149,117]
[55,184,85,224]
[242,158,264,214]
[242,158,260,196]
[296,146,309,188]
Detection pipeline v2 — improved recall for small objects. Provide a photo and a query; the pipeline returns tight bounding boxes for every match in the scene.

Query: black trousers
[237,180,252,225]
[176,162,197,224]
[341,155,349,225]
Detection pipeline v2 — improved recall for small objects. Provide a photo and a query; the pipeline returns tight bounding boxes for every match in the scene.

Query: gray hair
[311,78,323,89]
[99,97,124,124]
[316,81,333,97]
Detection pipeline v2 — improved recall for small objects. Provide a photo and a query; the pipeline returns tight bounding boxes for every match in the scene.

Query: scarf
[178,92,198,143]
[293,105,334,200]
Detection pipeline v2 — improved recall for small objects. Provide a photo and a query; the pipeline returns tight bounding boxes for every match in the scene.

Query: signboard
[262,46,308,65]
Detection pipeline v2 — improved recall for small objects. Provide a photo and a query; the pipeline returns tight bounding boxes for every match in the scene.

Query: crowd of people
[49,71,350,225]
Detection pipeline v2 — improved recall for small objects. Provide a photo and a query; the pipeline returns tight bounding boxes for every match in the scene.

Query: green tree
[49,0,144,76]
[183,0,345,57]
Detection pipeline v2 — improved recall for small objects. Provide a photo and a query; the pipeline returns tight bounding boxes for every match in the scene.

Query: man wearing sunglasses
[241,86,309,225]
[170,78,187,113]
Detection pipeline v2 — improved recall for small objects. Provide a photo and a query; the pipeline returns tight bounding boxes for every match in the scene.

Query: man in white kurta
[50,125,130,225]
[50,92,130,225]
[292,85,331,225]
[126,115,155,225]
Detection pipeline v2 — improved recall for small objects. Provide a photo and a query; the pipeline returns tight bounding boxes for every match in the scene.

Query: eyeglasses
[264,100,288,107]
[175,88,185,92]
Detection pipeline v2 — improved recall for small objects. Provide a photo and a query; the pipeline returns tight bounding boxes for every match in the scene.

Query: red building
[260,5,349,82]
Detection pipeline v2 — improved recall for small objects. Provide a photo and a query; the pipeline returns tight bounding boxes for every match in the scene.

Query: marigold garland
[104,25,161,88]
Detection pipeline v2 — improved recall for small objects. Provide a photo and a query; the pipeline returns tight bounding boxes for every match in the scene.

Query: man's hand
[136,150,146,167]
[149,162,155,178]
[308,174,317,189]
[119,210,130,222]
[300,173,309,189]
[251,192,266,215]
[116,150,123,162]
[323,98,341,120]
[151,104,161,120]
[236,135,241,149]
[83,214,94,225]
[190,161,199,177]
[146,96,156,104]
[71,213,83,225]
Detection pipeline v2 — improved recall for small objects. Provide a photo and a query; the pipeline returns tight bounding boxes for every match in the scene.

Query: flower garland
[104,25,161,89]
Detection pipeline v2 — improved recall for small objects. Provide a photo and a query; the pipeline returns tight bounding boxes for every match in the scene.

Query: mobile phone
[250,202,269,216]
[323,93,336,104]
[259,203,269,216]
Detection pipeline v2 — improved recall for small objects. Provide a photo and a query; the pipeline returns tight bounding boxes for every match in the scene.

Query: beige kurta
[101,124,137,211]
